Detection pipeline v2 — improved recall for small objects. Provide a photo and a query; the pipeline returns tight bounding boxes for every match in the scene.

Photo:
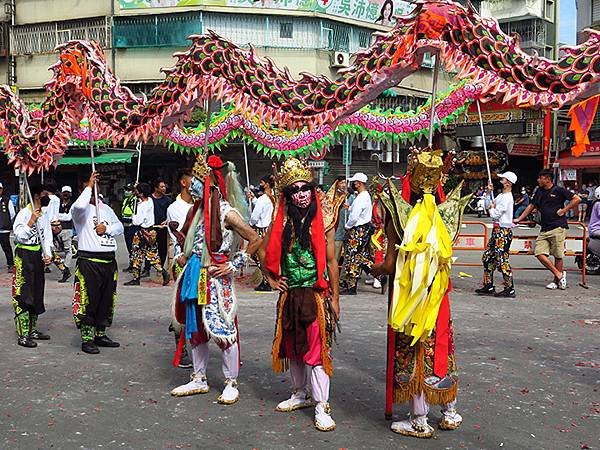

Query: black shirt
[532,185,574,232]
[59,200,73,229]
[151,195,171,224]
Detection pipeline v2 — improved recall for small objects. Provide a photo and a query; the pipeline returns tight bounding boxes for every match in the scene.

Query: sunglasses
[289,185,312,195]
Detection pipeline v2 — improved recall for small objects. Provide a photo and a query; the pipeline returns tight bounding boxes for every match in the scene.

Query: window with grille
[113,12,202,48]
[280,22,293,39]
[594,0,600,23]
[11,17,110,55]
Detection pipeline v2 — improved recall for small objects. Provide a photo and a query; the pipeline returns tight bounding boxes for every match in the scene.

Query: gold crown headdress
[192,152,211,180]
[274,158,313,190]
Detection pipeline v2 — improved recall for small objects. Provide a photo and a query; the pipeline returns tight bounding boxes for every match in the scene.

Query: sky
[560,0,577,45]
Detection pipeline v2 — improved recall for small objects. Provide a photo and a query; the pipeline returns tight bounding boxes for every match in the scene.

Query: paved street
[0,225,598,450]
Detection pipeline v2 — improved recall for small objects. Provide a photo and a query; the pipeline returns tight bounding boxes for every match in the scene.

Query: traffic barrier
[452,221,488,266]
[453,220,588,287]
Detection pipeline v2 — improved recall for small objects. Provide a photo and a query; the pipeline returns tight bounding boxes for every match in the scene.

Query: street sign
[343,136,352,165]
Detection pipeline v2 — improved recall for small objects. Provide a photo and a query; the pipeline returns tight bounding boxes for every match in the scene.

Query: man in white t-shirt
[340,172,372,295]
[166,168,194,369]
[476,171,517,298]
[70,172,124,354]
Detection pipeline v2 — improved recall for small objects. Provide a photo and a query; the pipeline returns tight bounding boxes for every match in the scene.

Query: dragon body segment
[2,0,600,172]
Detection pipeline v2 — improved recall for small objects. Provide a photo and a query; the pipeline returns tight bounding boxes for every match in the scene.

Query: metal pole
[135,140,142,184]
[24,176,48,258]
[344,135,351,181]
[428,53,440,148]
[476,99,493,189]
[242,141,252,209]
[203,98,213,154]
[87,119,100,220]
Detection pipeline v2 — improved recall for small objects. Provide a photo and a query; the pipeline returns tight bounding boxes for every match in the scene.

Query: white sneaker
[364,277,374,285]
[545,281,558,290]
[170,372,209,397]
[559,271,567,290]
[391,416,434,438]
[276,389,314,412]
[439,408,463,430]
[373,278,382,289]
[314,402,336,431]
[217,378,239,405]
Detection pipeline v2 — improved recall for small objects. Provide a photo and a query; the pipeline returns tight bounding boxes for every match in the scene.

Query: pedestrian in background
[120,183,137,272]
[577,184,589,222]
[151,178,171,266]
[125,182,170,286]
[476,171,517,298]
[56,185,74,282]
[514,169,581,290]
[249,174,275,292]
[340,172,372,295]
[0,181,16,272]
[333,176,348,262]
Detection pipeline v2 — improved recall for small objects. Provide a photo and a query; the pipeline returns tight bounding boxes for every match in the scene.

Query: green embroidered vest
[282,240,317,289]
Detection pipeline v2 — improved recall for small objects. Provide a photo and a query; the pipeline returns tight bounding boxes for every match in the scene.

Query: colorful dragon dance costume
[263,158,345,432]
[170,152,260,405]
[374,148,470,438]
[11,186,53,348]
[71,180,124,354]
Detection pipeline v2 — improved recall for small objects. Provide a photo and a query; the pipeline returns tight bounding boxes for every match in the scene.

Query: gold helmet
[275,158,313,190]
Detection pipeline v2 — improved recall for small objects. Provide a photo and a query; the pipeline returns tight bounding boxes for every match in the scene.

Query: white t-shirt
[13,206,53,256]
[132,198,155,228]
[166,194,193,245]
[345,190,372,229]
[70,187,124,253]
[249,193,274,229]
[489,192,514,228]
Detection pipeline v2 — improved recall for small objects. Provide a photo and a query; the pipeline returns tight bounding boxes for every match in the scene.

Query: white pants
[190,342,239,380]
[410,391,457,417]
[290,359,330,403]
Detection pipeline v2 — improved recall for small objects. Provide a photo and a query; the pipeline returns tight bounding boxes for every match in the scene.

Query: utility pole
[4,0,16,86]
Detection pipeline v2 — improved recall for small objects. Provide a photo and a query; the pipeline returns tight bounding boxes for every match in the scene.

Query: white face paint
[290,181,312,209]
[190,177,204,200]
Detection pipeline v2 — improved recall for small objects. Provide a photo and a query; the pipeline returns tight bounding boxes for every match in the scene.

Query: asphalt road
[0,222,598,450]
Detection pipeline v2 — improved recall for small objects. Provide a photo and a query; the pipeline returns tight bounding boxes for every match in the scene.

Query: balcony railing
[11,17,111,55]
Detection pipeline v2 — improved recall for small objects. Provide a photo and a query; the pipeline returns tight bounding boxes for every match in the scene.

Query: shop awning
[555,155,600,169]
[58,152,135,166]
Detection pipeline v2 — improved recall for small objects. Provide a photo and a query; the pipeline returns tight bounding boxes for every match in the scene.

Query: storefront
[555,142,600,188]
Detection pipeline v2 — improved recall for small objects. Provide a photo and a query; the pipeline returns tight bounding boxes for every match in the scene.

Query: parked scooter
[575,236,600,275]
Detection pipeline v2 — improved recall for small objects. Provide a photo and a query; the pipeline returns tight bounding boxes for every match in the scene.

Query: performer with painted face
[372,148,469,438]
[170,153,261,405]
[12,183,53,348]
[262,158,344,432]
[71,172,124,354]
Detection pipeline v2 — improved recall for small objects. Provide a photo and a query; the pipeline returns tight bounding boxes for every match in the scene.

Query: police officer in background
[121,183,137,273]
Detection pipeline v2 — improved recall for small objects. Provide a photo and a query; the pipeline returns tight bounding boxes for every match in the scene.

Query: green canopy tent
[58,151,135,166]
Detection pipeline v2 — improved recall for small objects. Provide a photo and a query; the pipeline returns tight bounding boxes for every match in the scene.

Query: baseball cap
[497,171,517,184]
[348,172,368,184]
[61,186,72,193]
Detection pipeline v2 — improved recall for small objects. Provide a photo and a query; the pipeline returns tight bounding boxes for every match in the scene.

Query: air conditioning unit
[331,51,350,68]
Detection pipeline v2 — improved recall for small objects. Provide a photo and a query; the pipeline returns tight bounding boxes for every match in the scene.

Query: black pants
[154,226,168,266]
[0,232,14,266]
[13,246,45,315]
[73,251,117,328]
[123,225,137,258]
